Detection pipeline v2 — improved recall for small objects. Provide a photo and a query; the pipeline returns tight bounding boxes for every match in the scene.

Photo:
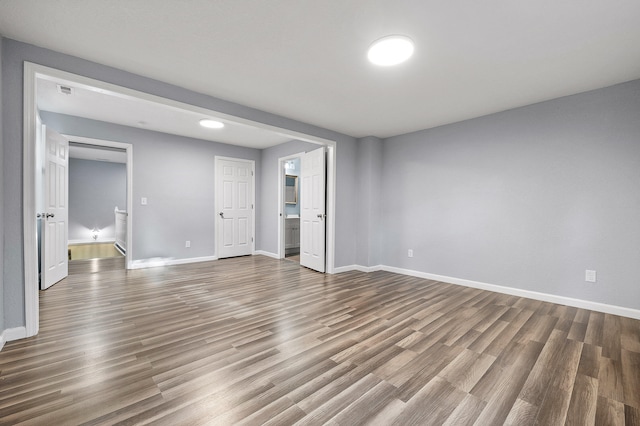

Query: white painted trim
[255,250,280,260]
[325,144,337,274]
[22,61,338,342]
[373,265,640,320]
[332,264,383,274]
[63,134,134,270]
[332,264,640,319]
[129,255,218,270]
[24,63,39,338]
[69,238,116,245]
[30,64,338,148]
[1,327,28,351]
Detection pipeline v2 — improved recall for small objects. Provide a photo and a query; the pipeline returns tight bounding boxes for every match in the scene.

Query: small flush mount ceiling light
[199,119,225,129]
[367,35,415,66]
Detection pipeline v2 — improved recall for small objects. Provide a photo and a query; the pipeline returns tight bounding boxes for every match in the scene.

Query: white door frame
[63,135,134,268]
[214,156,256,258]
[278,152,305,259]
[23,62,337,339]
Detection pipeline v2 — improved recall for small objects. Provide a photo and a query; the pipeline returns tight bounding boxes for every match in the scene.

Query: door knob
[46,213,55,219]
[219,212,225,218]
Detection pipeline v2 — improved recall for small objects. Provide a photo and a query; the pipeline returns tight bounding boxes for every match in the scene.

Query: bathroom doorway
[280,155,302,262]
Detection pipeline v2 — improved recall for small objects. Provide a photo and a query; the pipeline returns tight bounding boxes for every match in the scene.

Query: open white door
[216,157,254,259]
[300,146,326,272]
[41,127,69,289]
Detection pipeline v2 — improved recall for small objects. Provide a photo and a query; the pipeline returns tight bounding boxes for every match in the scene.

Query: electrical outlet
[408,249,413,258]
[185,241,191,248]
[585,269,596,283]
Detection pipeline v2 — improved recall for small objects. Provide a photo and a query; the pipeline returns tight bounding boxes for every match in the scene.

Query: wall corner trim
[334,264,640,320]
[255,251,280,260]
[0,327,28,351]
[333,264,383,274]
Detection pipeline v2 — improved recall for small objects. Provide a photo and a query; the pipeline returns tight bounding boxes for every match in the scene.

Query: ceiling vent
[56,84,73,95]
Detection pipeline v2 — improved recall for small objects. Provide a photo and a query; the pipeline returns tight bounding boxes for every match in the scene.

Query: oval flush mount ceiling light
[367,35,415,66]
[199,119,224,129]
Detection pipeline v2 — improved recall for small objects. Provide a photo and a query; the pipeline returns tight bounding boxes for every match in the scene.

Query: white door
[41,127,69,289]
[216,158,254,259]
[300,147,326,272]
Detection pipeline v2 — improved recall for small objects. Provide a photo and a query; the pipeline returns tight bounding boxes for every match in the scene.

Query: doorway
[278,146,328,273]
[23,62,337,339]
[67,141,128,263]
[61,135,133,270]
[282,156,301,262]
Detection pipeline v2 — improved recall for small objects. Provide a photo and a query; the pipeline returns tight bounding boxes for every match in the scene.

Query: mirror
[285,174,298,204]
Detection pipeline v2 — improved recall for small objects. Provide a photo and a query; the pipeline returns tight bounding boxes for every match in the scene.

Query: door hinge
[252,204,254,209]
[251,170,254,176]
[251,237,254,243]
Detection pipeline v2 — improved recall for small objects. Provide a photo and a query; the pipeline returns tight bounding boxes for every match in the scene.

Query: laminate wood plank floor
[68,243,124,261]
[1,255,639,425]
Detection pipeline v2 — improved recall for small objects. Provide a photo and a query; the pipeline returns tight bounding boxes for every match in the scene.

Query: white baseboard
[69,238,116,245]
[129,255,218,270]
[128,252,285,270]
[255,250,280,260]
[0,326,28,351]
[333,264,382,274]
[334,264,640,320]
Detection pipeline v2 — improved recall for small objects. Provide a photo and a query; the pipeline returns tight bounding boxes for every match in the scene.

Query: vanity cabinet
[285,217,300,252]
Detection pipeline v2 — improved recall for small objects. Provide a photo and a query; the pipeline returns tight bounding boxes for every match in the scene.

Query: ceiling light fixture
[199,119,224,129]
[367,35,415,66]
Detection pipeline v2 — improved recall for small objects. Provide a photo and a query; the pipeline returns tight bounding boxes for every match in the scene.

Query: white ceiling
[38,78,292,149]
[1,1,640,139]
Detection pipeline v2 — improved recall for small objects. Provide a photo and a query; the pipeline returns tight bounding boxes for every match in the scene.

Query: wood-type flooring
[68,243,123,261]
[1,255,639,425]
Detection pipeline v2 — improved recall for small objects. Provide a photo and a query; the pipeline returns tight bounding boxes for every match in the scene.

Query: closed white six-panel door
[216,158,254,259]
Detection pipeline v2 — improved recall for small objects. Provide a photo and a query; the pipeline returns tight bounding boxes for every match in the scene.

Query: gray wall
[356,136,383,267]
[258,140,319,255]
[42,111,260,261]
[2,38,357,329]
[0,36,4,333]
[381,79,640,310]
[68,158,126,241]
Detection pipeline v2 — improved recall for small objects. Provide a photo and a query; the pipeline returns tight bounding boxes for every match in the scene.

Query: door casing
[278,152,305,259]
[22,62,337,340]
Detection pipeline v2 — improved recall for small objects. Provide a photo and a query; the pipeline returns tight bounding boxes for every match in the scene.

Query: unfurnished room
[0,1,639,425]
